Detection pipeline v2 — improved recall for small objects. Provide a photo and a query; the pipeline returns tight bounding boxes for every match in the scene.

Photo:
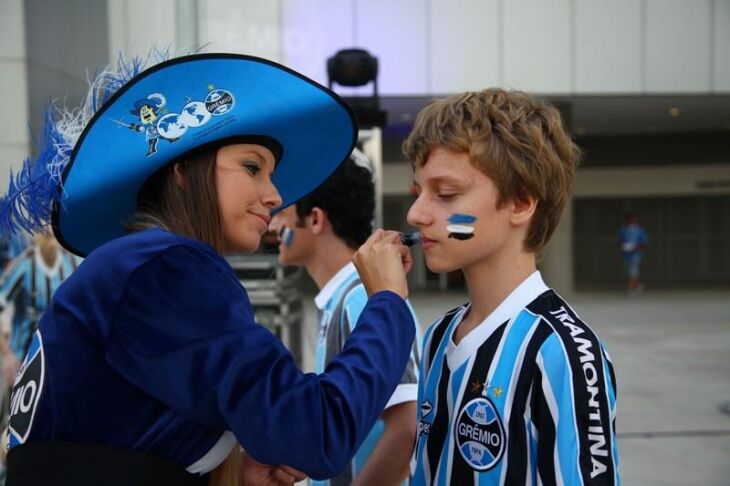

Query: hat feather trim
[0,48,170,236]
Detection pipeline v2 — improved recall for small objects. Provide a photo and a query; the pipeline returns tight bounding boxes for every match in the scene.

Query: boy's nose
[407,195,432,227]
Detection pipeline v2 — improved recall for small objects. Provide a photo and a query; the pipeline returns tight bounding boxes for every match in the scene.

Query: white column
[0,0,29,193]
[107,0,178,60]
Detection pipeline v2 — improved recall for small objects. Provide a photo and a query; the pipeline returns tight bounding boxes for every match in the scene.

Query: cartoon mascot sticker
[113,85,236,157]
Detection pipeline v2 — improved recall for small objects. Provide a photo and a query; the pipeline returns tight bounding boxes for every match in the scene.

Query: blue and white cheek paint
[279,226,295,248]
[447,214,477,240]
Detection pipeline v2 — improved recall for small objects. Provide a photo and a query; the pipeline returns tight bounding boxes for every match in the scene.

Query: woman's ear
[510,192,538,227]
[173,162,186,189]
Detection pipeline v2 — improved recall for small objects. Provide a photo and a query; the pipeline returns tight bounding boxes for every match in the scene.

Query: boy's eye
[438,193,456,200]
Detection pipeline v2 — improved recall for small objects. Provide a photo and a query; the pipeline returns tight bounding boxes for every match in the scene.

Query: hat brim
[52,54,357,256]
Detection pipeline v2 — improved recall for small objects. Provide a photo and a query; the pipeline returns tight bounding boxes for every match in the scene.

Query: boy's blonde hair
[403,88,580,254]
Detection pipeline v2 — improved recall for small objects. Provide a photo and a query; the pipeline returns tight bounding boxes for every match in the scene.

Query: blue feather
[0,48,173,237]
[0,108,68,236]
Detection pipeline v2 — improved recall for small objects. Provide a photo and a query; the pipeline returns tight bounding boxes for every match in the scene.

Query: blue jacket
[8,228,415,479]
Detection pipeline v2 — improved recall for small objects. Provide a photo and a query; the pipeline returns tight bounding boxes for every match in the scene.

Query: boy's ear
[510,192,538,226]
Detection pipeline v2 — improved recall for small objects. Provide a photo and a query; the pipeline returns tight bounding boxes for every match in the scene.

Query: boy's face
[269,205,314,266]
[407,147,516,274]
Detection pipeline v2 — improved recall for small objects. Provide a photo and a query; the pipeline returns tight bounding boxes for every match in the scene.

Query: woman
[0,54,416,485]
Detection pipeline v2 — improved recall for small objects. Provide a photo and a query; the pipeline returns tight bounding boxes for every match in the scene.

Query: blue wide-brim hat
[1,53,357,256]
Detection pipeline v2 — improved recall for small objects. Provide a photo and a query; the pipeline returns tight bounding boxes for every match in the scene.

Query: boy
[270,153,420,486]
[405,89,619,485]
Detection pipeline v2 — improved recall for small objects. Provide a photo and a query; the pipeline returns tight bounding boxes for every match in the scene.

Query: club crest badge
[8,331,45,449]
[454,397,505,471]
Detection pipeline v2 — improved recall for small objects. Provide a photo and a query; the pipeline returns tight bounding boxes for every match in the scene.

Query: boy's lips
[421,236,437,250]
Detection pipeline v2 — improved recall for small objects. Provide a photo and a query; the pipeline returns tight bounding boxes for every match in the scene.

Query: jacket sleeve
[105,244,415,479]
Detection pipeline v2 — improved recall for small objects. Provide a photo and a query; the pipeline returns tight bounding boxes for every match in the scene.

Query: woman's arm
[106,242,415,479]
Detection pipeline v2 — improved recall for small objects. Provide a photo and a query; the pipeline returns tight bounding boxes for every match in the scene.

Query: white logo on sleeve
[8,331,45,448]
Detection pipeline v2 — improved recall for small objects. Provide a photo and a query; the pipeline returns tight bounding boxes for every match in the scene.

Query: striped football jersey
[0,244,81,358]
[313,262,420,486]
[411,271,619,485]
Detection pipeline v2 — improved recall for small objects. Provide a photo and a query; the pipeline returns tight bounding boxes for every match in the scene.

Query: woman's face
[215,143,282,253]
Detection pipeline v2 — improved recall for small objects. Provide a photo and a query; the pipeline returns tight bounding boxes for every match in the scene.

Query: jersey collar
[446,270,549,370]
[314,262,357,311]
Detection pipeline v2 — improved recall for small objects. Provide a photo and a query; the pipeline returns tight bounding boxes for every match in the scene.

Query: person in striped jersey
[1,233,30,272]
[270,155,420,485]
[0,233,81,381]
[403,89,620,485]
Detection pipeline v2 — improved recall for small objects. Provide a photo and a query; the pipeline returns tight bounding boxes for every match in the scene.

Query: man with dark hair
[270,153,420,486]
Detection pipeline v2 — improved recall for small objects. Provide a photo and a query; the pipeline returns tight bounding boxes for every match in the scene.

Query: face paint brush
[400,231,422,247]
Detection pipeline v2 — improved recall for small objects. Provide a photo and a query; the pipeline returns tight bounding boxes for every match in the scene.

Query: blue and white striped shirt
[0,243,81,358]
[412,272,619,485]
[313,262,420,486]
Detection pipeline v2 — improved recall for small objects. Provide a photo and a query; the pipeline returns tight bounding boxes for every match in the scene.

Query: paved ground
[298,288,730,485]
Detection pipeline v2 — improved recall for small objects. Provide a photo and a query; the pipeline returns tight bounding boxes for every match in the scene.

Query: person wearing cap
[0,54,416,486]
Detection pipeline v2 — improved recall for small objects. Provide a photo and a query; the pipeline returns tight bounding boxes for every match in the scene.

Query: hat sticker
[111,84,236,157]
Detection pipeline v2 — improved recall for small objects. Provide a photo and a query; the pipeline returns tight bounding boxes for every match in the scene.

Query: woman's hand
[353,230,412,300]
[239,452,307,485]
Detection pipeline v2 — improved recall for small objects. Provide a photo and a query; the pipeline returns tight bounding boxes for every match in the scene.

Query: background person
[618,212,648,293]
[270,155,419,486]
[0,233,81,385]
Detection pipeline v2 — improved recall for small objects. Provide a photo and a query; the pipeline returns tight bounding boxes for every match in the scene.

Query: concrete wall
[0,0,29,194]
[101,0,730,98]
[198,0,283,62]
[25,0,108,143]
[107,0,177,60]
[281,0,730,96]
[574,165,730,198]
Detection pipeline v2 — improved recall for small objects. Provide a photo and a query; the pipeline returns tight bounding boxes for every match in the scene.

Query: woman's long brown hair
[127,147,226,253]
[208,447,243,486]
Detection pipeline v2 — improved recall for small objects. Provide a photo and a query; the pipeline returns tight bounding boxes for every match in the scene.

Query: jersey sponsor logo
[418,419,431,437]
[8,330,45,447]
[549,306,609,478]
[454,397,505,471]
[420,400,433,417]
[417,400,434,437]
